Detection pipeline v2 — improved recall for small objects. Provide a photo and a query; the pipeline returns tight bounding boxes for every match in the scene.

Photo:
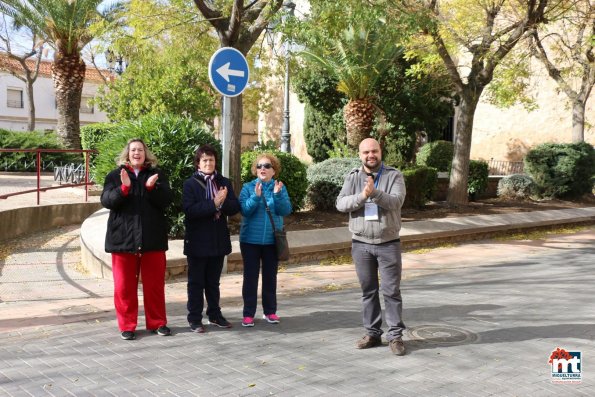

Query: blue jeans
[240,242,278,318]
[186,255,225,324]
[351,239,405,341]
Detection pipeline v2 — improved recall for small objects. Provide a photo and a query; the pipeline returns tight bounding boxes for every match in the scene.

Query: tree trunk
[447,94,478,205]
[52,52,86,149]
[571,99,585,143]
[229,95,243,194]
[25,79,35,132]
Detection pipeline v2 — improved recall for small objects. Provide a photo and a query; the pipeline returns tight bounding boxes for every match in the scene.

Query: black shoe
[208,314,232,328]
[121,331,135,340]
[190,323,205,333]
[152,325,171,336]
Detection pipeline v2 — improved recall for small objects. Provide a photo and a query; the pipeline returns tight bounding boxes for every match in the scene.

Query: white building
[0,53,109,132]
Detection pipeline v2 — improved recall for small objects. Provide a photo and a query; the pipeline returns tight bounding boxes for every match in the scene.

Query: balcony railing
[488,159,524,176]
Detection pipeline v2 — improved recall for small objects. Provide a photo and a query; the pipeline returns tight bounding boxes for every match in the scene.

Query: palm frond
[300,21,403,100]
[0,0,106,54]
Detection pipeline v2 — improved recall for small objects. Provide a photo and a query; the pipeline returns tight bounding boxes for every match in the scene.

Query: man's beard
[364,159,381,172]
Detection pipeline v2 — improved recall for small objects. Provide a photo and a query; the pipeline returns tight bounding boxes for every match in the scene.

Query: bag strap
[261,194,278,232]
[193,176,207,190]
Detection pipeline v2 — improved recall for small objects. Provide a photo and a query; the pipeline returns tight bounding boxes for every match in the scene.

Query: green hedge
[416,140,454,172]
[524,142,595,198]
[497,174,537,199]
[468,160,489,200]
[240,150,308,211]
[306,157,361,210]
[402,166,438,209]
[0,129,81,171]
[93,114,220,238]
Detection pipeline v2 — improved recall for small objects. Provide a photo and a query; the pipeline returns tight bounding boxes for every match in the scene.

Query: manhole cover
[407,324,478,345]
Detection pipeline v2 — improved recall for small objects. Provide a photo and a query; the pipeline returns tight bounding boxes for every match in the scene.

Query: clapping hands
[214,186,228,207]
[362,175,374,199]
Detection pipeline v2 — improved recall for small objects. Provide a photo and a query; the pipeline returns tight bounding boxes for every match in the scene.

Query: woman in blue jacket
[183,144,240,333]
[239,153,292,327]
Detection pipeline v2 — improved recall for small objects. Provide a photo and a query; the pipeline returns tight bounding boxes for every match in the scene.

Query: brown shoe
[356,335,382,349]
[389,337,406,356]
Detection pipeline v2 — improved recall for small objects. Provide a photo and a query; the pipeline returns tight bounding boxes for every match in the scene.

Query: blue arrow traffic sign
[208,47,250,97]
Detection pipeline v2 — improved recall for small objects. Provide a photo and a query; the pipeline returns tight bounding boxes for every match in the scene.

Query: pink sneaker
[241,317,254,327]
[263,314,280,324]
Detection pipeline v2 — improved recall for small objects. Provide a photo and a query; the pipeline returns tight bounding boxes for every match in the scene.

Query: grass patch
[407,243,456,255]
[319,255,353,266]
[494,225,590,241]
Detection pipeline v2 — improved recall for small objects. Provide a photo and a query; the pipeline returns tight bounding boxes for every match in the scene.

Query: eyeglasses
[256,163,273,170]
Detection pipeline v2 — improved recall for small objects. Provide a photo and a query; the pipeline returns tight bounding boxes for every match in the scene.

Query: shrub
[80,122,119,163]
[468,160,489,200]
[497,174,537,199]
[93,114,220,238]
[524,142,595,198]
[306,157,361,210]
[303,105,346,162]
[241,150,308,211]
[416,140,454,172]
[0,129,80,171]
[402,166,438,209]
[382,129,416,169]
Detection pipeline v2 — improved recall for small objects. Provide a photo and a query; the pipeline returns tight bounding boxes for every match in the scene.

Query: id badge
[364,202,379,221]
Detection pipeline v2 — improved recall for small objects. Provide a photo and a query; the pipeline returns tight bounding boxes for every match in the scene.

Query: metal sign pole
[208,47,249,274]
[221,96,232,178]
[221,97,232,274]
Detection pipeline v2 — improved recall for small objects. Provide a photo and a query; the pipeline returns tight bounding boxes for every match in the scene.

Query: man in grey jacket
[336,138,406,356]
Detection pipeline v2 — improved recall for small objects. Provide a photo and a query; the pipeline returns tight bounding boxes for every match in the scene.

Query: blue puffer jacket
[239,178,292,245]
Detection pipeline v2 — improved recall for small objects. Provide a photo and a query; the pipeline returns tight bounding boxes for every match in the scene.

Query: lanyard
[373,163,384,189]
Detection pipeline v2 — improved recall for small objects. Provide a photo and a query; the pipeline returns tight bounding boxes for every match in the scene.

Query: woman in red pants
[101,138,173,340]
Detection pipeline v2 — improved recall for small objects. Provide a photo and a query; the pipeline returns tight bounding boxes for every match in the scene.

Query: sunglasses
[256,163,273,170]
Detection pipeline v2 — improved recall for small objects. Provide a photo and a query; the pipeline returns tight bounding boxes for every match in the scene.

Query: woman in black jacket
[101,138,173,340]
[183,144,240,333]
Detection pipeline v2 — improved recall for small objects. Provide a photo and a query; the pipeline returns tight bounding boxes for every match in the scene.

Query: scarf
[195,170,221,219]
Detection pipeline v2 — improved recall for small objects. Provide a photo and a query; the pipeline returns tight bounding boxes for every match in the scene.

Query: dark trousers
[186,255,225,324]
[240,242,278,318]
[351,240,405,341]
[112,251,167,332]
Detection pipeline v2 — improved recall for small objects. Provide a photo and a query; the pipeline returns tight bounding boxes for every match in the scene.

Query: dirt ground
[228,195,595,234]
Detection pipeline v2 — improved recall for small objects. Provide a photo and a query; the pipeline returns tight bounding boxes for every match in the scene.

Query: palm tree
[0,0,119,148]
[302,23,402,148]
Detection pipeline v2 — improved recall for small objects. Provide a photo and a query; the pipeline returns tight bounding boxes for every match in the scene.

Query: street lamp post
[280,1,295,153]
[105,49,126,75]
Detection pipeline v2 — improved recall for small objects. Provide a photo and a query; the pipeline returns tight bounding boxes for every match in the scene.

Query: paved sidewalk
[1,226,593,396]
[1,173,594,395]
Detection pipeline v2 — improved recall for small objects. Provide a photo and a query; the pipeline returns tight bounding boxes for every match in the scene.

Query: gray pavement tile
[2,230,594,396]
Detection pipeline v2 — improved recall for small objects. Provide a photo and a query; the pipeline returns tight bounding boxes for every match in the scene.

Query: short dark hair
[194,144,219,167]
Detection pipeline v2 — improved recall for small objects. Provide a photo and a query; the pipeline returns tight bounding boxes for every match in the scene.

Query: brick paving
[1,226,593,396]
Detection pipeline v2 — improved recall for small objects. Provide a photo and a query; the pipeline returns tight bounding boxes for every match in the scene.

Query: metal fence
[487,159,524,176]
[0,148,96,205]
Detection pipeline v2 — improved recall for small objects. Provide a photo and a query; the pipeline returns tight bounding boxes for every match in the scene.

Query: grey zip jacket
[336,164,406,244]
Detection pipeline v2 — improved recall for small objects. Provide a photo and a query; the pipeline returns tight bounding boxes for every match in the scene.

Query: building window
[7,88,23,108]
[80,96,94,114]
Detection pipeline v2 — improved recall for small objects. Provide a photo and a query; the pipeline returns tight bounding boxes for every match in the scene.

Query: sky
[0,0,120,68]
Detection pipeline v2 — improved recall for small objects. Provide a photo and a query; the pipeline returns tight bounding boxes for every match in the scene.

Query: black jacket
[183,173,240,257]
[101,165,173,253]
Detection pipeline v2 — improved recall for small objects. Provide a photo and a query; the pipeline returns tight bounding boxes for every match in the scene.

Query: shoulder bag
[262,195,289,261]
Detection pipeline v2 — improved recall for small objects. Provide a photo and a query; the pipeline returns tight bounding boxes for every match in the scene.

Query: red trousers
[112,251,167,331]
